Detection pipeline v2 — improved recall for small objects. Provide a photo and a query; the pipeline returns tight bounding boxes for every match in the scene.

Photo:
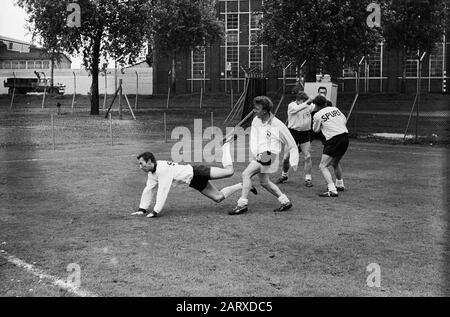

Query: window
[226,31,239,45]
[35,61,42,69]
[249,46,262,71]
[42,61,50,69]
[226,14,238,30]
[9,42,13,50]
[27,61,34,69]
[429,43,444,77]
[0,61,10,69]
[250,13,262,29]
[226,46,238,75]
[11,61,18,69]
[192,46,205,79]
[18,61,26,69]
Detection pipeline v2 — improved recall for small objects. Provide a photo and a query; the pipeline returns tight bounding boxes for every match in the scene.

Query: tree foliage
[147,0,223,91]
[382,0,446,56]
[17,0,152,115]
[257,0,383,80]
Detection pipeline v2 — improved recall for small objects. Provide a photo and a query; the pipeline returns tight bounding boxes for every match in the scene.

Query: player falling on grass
[275,91,316,187]
[312,95,349,197]
[229,96,299,215]
[131,142,257,218]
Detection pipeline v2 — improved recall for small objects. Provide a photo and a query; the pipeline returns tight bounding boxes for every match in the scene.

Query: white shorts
[254,153,280,174]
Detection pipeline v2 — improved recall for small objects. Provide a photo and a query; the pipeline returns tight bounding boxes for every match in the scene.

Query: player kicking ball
[131,141,257,218]
[312,95,349,197]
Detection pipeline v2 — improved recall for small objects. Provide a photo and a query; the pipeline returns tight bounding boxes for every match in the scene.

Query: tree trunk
[90,37,101,115]
[50,54,54,90]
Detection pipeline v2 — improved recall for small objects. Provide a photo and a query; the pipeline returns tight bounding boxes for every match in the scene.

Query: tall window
[249,12,263,71]
[225,13,239,77]
[429,42,444,77]
[192,46,205,79]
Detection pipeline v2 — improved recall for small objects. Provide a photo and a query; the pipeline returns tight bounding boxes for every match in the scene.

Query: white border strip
[0,250,97,297]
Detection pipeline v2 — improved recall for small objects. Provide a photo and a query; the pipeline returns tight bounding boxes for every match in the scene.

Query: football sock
[237,197,248,207]
[281,171,289,178]
[222,142,233,168]
[328,183,338,193]
[278,194,290,205]
[336,179,344,187]
[305,174,312,181]
[220,183,243,199]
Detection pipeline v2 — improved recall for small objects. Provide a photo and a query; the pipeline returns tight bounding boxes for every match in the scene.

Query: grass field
[0,93,449,297]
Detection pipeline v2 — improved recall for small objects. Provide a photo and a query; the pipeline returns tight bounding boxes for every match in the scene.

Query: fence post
[135,71,138,110]
[51,114,55,151]
[103,71,107,111]
[71,72,76,111]
[211,112,214,128]
[119,79,123,120]
[109,113,113,146]
[41,86,47,109]
[164,112,167,143]
[10,72,16,110]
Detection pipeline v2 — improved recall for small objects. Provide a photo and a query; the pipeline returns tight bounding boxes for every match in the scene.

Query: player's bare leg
[275,152,290,184]
[331,156,345,191]
[209,141,234,180]
[300,141,313,187]
[229,161,260,215]
[259,173,293,212]
[201,181,228,203]
[210,166,234,180]
[318,154,338,197]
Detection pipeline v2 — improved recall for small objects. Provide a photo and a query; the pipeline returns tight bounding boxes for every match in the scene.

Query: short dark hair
[296,91,309,102]
[137,152,156,164]
[253,96,273,113]
[318,86,327,94]
[313,95,327,108]
[326,100,333,107]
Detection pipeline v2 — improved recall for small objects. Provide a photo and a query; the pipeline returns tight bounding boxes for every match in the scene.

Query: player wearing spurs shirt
[312,95,349,197]
[132,142,257,218]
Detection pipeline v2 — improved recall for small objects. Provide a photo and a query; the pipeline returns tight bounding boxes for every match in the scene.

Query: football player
[312,95,349,197]
[132,141,257,218]
[229,96,299,215]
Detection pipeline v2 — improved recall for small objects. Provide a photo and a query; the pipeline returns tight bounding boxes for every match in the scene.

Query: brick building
[152,0,449,95]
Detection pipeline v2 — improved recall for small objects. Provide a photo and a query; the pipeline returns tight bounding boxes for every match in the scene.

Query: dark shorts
[323,133,349,158]
[289,129,311,146]
[189,165,211,192]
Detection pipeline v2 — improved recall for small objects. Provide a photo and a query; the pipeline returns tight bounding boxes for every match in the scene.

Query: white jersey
[313,106,348,141]
[250,116,299,170]
[139,160,194,213]
[287,101,316,131]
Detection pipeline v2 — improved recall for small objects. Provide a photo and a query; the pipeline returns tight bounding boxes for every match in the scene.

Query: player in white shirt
[275,91,316,187]
[229,96,300,215]
[132,142,257,218]
[312,95,349,197]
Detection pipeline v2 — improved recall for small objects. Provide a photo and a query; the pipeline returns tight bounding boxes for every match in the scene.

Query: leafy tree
[18,0,152,115]
[382,0,446,92]
[148,0,223,92]
[257,0,383,82]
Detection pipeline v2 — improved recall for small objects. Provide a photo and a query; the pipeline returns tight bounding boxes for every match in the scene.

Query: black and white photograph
[0,0,448,301]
